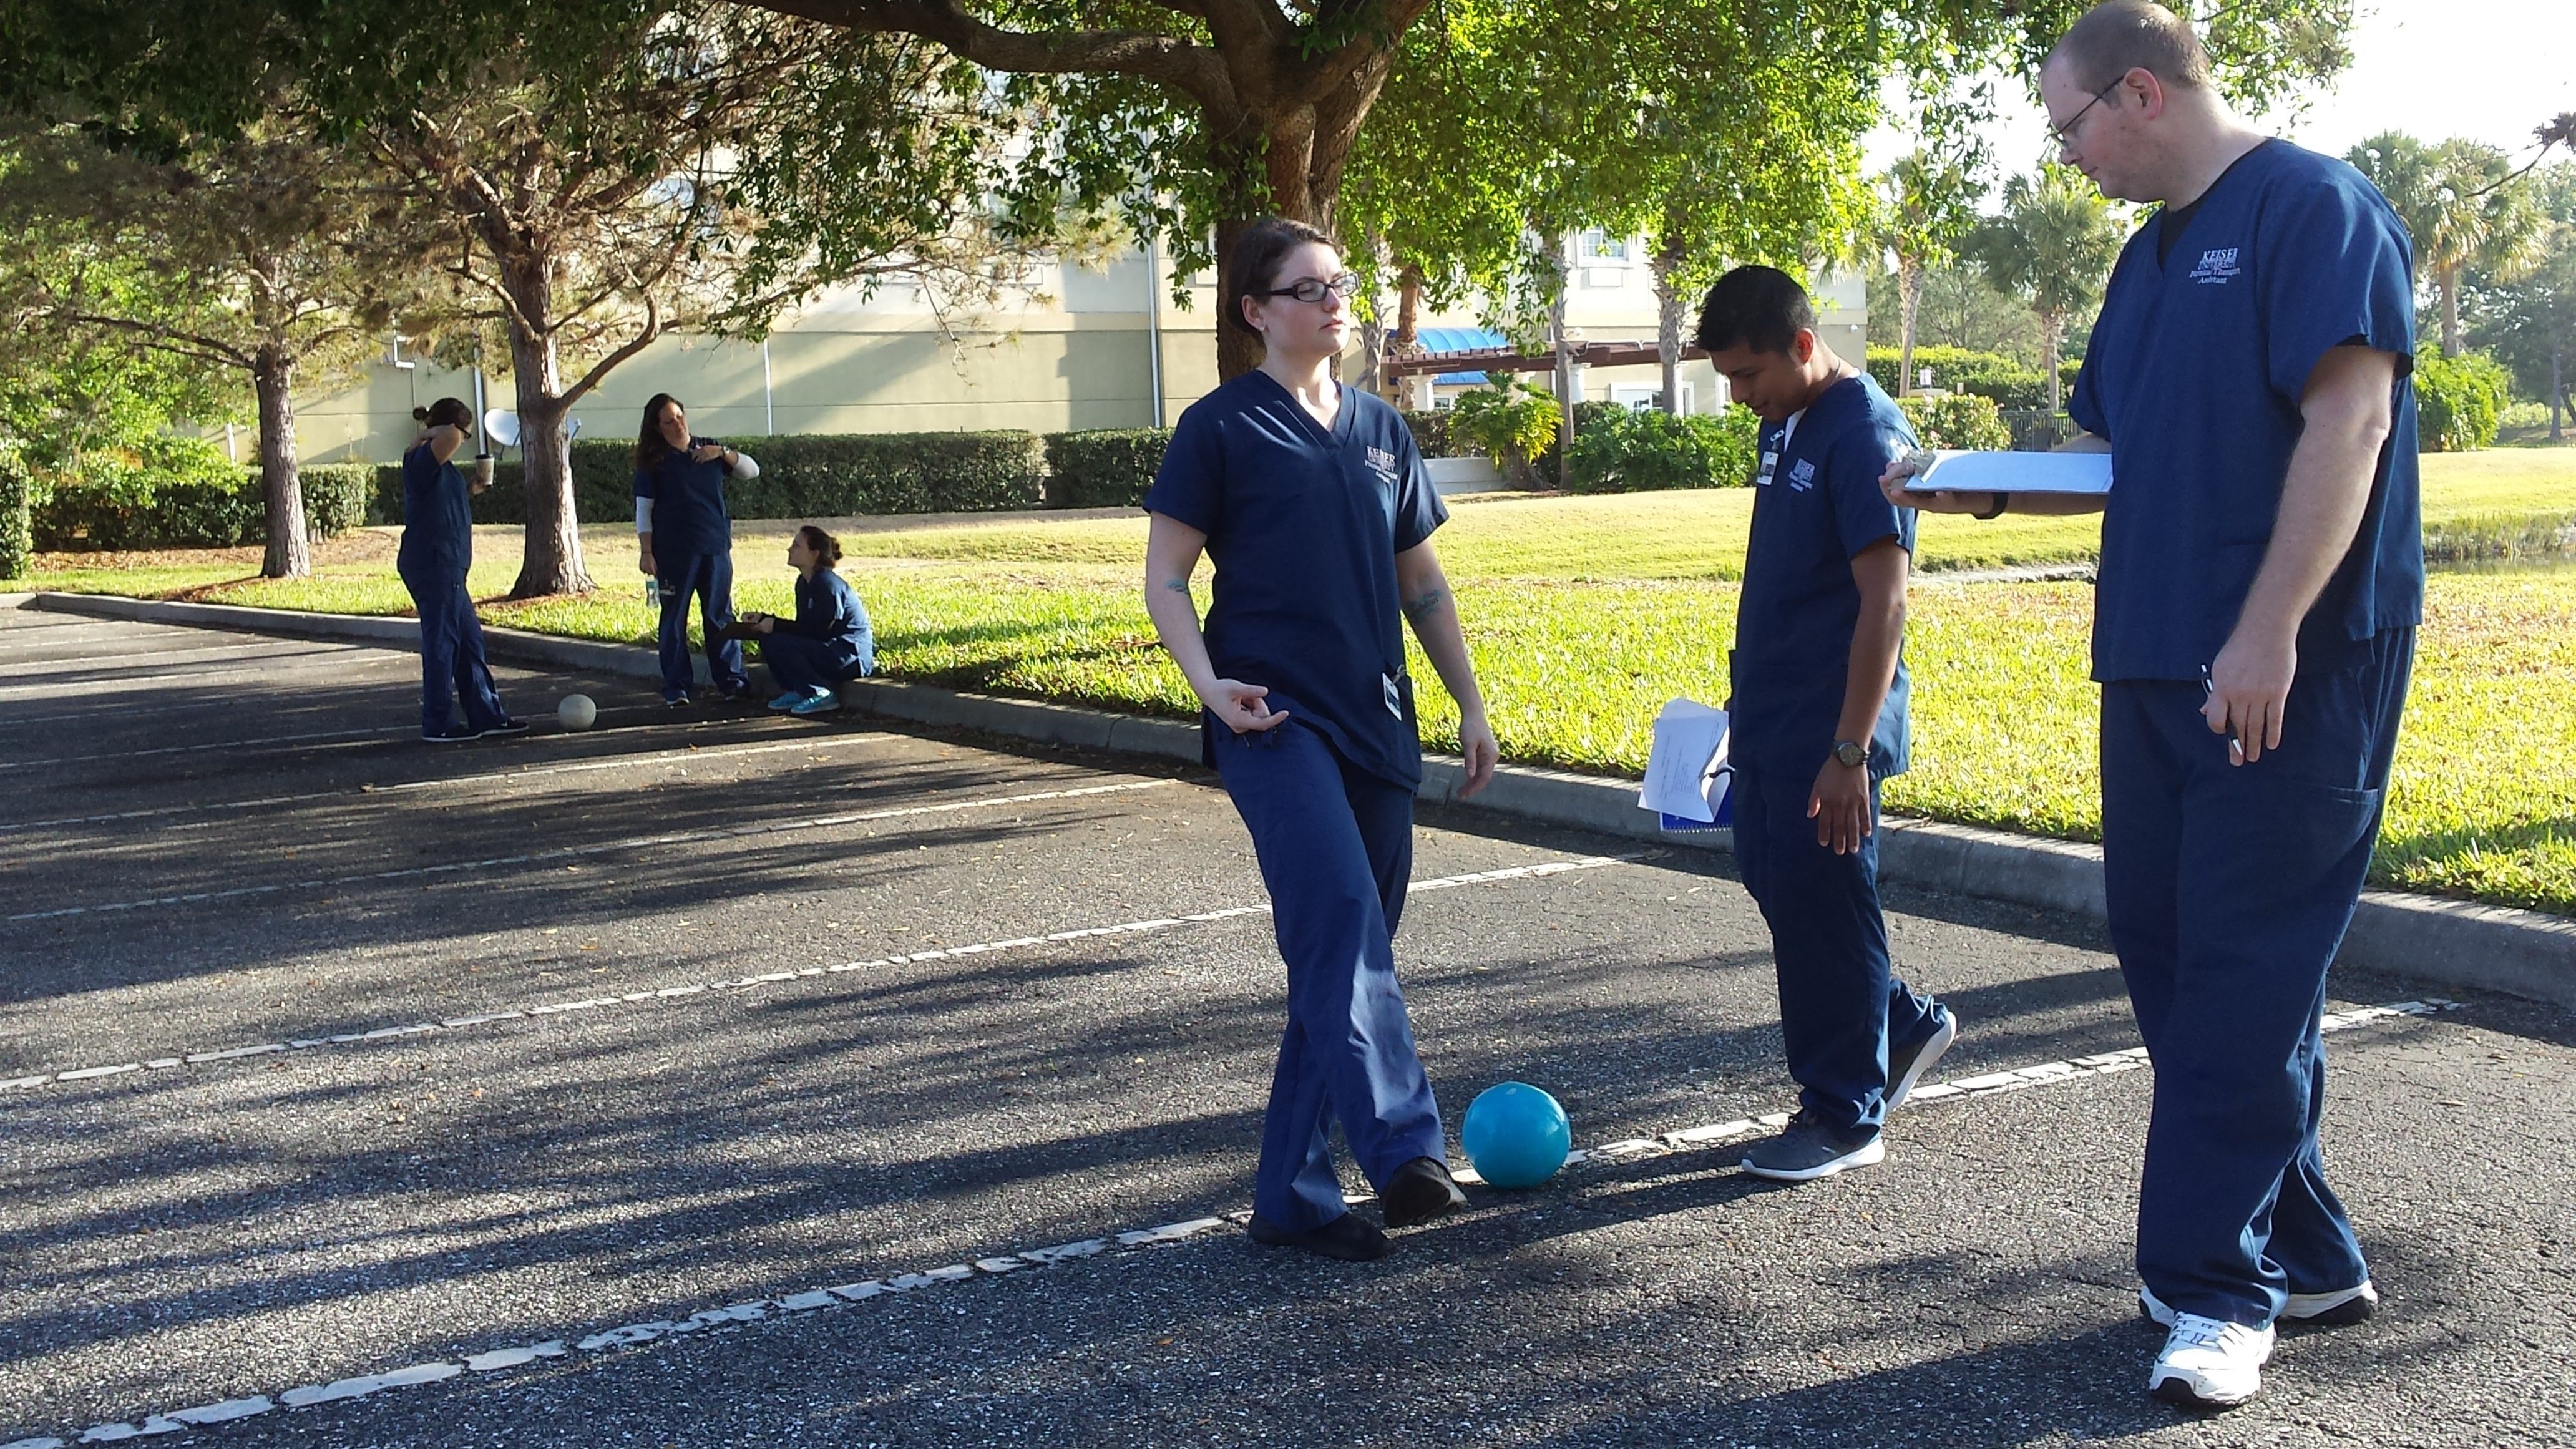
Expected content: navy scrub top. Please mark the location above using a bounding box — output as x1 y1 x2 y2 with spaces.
634 437 734 560
2071 139 2424 685
1142 370 1447 791
396 440 474 578
1729 372 1918 780
790 566 873 662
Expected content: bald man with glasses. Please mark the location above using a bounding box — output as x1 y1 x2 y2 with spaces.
1887 0 2422 1413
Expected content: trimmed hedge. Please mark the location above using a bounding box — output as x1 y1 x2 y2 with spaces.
1044 429 1172 509
0 448 30 580
1867 346 2084 412
39 446 374 551
1565 406 1762 493
1896 393 2014 452
2415 351 2512 452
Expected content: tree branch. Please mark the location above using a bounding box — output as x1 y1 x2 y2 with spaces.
52 310 257 371
559 292 660 408
736 0 1237 114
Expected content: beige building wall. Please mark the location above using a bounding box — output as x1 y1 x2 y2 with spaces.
281 239 1860 464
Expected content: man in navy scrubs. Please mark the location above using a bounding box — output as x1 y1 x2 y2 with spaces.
396 397 524 743
1141 218 1498 1262
1696 266 1955 1185
1889 0 2421 1410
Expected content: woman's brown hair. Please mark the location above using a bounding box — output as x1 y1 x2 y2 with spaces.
1222 217 1337 336
635 393 686 470
795 524 842 567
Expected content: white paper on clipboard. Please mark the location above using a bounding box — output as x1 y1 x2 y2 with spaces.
1904 449 2112 495
1639 698 1731 824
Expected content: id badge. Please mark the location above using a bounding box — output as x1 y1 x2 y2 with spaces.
1382 672 1403 719
1754 450 1779 488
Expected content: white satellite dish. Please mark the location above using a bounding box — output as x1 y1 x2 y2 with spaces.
482 409 521 447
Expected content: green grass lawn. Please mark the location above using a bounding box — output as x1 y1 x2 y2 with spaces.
12 446 2574 913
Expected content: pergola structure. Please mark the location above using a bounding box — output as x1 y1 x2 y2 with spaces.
1378 339 1707 378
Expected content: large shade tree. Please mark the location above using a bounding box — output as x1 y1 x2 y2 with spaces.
2467 161 2576 440
0 119 432 577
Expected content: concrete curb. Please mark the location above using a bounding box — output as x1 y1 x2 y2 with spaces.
17 590 2573 1012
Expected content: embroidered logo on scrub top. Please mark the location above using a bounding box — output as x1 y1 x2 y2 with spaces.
2188 246 2242 284
1365 445 1399 481
1788 458 1817 492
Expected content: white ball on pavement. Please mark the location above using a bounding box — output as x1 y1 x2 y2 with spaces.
558 694 598 731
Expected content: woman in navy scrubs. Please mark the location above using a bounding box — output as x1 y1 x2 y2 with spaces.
1141 217 1500 1262
396 397 524 743
741 524 874 715
635 394 761 705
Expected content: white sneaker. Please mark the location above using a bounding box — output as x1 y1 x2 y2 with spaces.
2148 1313 2275 1410
2142 1280 2379 1329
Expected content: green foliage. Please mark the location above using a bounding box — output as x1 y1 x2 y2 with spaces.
439 433 1054 528
1448 380 1562 474
1866 346 2083 411
2416 351 2515 452
1564 406 1760 494
36 435 254 547
0 446 30 580
1896 393 2014 452
1400 410 1456 461
2467 162 2576 408
295 463 376 539
1043 429 1172 509
2349 134 2549 353
1970 166 2126 410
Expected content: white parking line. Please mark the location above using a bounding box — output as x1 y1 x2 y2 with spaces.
5 777 1178 924
0 734 899 836
0 854 1632 1094
9 996 2456 1449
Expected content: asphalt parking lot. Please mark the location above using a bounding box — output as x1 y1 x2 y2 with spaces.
3 604 2572 1448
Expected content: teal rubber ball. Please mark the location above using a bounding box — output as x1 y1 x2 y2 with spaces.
1460 1081 1571 1189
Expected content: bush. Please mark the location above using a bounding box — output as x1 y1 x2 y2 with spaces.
1866 346 2083 411
295 464 376 538
1448 380 1563 478
1400 409 1456 459
1897 393 2014 452
1564 406 1762 494
1044 429 1171 508
2415 351 2514 452
36 435 258 549
0 447 30 580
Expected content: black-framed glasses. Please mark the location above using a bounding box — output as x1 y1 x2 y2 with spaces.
1257 273 1361 305
2050 82 2122 148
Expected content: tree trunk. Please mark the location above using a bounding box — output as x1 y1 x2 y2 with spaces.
2439 264 2463 357
1212 214 1264 381
1652 238 1685 416
503 300 592 598
2042 310 2066 413
253 344 311 580
1546 237 1574 487
2553 347 2565 443
1897 256 1923 396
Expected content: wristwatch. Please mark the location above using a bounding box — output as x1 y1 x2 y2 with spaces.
1832 739 1868 769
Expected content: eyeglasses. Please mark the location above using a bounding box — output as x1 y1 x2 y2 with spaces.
1256 273 1360 305
2050 82 2122 148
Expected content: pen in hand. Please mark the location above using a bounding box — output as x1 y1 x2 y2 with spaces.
2199 665 2245 764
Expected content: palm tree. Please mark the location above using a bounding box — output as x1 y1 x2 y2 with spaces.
1870 148 1986 395
2348 132 2547 355
1971 166 2125 413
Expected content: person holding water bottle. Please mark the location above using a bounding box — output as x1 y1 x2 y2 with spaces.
635 393 761 706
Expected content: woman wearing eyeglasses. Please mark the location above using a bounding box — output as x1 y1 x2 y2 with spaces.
1141 217 1500 1262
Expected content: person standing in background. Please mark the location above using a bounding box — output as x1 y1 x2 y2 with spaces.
397 397 524 743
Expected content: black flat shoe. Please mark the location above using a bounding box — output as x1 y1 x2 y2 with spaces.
1246 1211 1388 1262
1378 1156 1468 1228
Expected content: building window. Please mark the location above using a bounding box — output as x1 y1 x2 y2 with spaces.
1576 228 1629 261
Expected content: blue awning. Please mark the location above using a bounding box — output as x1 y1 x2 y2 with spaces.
1416 326 1513 386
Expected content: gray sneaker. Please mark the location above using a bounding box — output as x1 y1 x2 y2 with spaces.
1740 1110 1885 1183
1886 1008 1958 1111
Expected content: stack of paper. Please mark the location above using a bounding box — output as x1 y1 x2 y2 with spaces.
1639 698 1732 832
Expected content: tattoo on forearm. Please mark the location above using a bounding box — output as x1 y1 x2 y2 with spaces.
1161 577 1192 595
1403 588 1447 620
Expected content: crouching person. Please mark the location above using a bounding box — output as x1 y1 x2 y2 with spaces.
746 525 873 716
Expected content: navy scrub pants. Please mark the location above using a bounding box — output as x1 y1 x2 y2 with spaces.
656 550 748 698
399 567 507 737
1212 720 1447 1231
2101 628 2413 1328
760 633 868 693
1730 768 1943 1134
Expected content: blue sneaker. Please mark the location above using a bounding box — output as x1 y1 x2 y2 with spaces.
766 690 804 711
788 688 843 716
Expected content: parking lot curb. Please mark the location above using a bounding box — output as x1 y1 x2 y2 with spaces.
21 590 2572 1011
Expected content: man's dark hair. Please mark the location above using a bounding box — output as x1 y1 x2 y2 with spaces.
2047 0 2213 94
423 396 473 431
1693 266 1815 356
1223 217 1337 336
